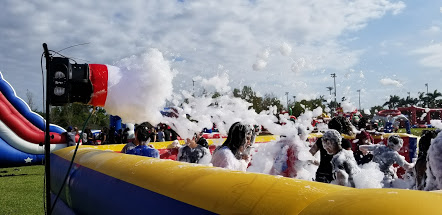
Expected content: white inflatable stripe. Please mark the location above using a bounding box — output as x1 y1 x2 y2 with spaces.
0 120 66 154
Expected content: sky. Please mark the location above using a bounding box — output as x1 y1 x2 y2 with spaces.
0 0 441 113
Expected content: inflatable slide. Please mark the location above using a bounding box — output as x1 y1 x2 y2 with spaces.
0 72 67 167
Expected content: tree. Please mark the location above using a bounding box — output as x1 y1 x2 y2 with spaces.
25 89 36 111
48 103 109 129
261 93 283 112
383 95 401 109
369 105 384 117
426 90 442 108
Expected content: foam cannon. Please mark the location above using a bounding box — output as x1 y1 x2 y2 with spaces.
48 57 108 107
43 43 110 214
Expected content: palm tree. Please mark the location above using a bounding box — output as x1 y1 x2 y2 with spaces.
426 90 442 108
383 95 401 109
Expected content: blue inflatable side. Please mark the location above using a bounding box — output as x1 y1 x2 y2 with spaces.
0 137 44 167
51 154 215 215
0 73 64 134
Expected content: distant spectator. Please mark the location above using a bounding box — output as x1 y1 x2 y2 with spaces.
108 126 116 145
171 129 178 141
149 127 157 142
122 128 130 144
65 126 77 147
157 127 165 142
100 127 109 145
164 125 171 141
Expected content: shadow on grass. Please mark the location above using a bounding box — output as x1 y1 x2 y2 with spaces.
0 173 42 177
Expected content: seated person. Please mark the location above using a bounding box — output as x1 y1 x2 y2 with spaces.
123 122 159 158
177 134 211 164
323 129 360 187
195 132 209 148
359 135 414 186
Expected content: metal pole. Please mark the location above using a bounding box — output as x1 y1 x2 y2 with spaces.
192 79 195 96
331 73 337 113
425 83 428 94
357 89 361 111
285 92 289 110
42 43 51 214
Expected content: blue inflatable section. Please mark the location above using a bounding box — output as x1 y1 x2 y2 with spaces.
109 115 122 131
408 136 417 162
0 137 44 167
0 73 64 134
51 154 215 215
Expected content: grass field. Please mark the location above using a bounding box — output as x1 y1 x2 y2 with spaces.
0 165 45 215
397 127 436 136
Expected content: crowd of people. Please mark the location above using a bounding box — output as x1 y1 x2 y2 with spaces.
67 115 442 191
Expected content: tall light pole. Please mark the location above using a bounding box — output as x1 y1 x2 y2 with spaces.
192 79 195 96
425 83 428 94
357 89 361 111
285 92 289 110
407 92 410 98
331 73 337 113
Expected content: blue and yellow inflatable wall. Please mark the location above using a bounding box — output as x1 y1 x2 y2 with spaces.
51 143 442 215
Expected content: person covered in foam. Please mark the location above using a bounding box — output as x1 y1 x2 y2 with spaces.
359 135 414 186
177 133 211 164
122 122 159 158
322 129 360 187
310 116 354 183
211 122 254 171
424 131 442 191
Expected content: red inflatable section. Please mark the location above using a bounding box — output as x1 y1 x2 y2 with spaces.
0 92 65 144
88 64 108 107
201 133 226 139
378 109 401 117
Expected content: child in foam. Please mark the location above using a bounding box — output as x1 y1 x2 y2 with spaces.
359 135 414 187
322 129 360 187
123 122 159 158
211 122 254 171
177 134 211 164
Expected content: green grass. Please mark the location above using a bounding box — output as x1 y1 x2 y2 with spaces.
397 127 436 136
0 165 45 215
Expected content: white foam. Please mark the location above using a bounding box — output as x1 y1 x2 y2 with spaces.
104 49 174 124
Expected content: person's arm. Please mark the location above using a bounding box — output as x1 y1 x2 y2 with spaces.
309 142 319 155
177 147 184 161
335 170 349 186
359 144 377 155
394 153 414 170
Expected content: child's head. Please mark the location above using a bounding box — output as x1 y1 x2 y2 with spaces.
322 129 342 155
387 135 403 151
